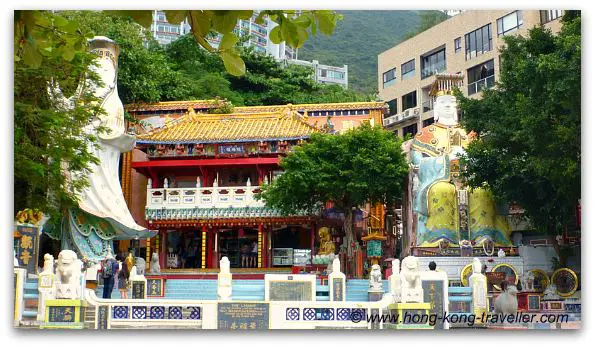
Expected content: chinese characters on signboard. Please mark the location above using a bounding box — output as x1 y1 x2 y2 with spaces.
217 303 269 330
218 144 245 155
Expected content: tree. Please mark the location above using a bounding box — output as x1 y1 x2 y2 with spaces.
62 11 191 104
16 10 342 77
456 12 580 267
258 124 409 272
14 11 105 226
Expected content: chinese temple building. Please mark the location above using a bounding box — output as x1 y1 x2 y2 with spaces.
123 101 388 272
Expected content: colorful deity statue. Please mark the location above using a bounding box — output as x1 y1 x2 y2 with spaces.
406 74 512 249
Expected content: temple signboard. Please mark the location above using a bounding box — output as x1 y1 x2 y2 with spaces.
132 281 146 299
217 302 269 330
15 224 40 277
269 281 313 301
422 280 444 329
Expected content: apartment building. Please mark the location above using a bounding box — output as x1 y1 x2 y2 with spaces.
378 10 564 138
287 59 349 88
150 10 192 45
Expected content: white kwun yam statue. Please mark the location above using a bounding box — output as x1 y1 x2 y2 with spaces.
217 257 232 300
543 283 560 300
149 252 161 275
494 282 518 315
368 264 383 291
389 259 401 302
400 256 423 303
37 254 57 320
55 250 83 299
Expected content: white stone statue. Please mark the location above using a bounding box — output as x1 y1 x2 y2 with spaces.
149 252 161 275
129 265 139 280
368 264 383 292
55 250 82 299
494 282 518 315
217 257 232 300
400 256 423 303
497 249 506 258
469 258 488 317
37 254 57 321
543 283 560 300
57 36 146 237
522 271 535 292
135 257 146 276
389 259 401 302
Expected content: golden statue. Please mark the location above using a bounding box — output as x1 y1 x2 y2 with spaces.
317 227 336 255
125 252 135 270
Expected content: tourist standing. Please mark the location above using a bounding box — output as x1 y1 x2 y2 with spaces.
118 261 130 299
101 252 118 299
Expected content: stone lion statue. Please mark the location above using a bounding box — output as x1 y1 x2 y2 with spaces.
148 252 161 275
369 264 383 291
494 281 518 315
400 256 423 303
55 250 82 299
135 257 146 276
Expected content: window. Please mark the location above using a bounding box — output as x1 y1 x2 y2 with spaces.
328 70 345 80
467 59 495 95
540 10 563 24
465 24 492 60
497 11 523 36
421 47 446 79
423 118 435 127
383 68 397 88
402 91 417 111
454 37 461 53
320 69 327 78
401 59 415 80
402 123 418 139
386 99 398 116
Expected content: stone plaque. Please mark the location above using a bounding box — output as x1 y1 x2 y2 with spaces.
269 281 312 301
217 302 269 330
422 280 444 329
147 278 164 297
332 278 343 301
48 306 75 323
132 281 146 299
97 306 108 329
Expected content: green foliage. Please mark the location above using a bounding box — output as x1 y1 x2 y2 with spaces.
299 10 423 93
164 35 373 105
105 10 341 76
258 123 409 214
14 11 106 223
456 15 581 248
62 11 190 104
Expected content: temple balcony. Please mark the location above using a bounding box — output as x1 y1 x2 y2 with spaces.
146 178 265 210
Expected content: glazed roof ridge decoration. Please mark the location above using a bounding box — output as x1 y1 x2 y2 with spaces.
136 107 321 145
125 100 387 113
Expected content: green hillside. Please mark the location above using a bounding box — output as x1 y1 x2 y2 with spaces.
298 11 431 94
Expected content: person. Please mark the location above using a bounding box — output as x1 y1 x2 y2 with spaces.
118 261 130 299
101 250 118 299
429 261 437 271
240 243 251 268
250 241 258 267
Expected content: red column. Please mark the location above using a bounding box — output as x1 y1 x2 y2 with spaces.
258 223 263 268
207 227 214 269
310 223 316 265
213 228 219 269
159 230 167 269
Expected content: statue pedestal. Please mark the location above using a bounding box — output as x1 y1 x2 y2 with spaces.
217 273 232 301
40 299 86 329
386 302 433 330
368 290 384 302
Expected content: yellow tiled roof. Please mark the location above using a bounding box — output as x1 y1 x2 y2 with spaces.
125 99 222 112
136 110 320 144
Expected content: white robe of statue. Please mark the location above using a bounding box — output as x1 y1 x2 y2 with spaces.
74 36 144 233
